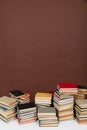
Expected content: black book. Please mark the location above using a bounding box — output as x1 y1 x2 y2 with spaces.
17 102 36 112
9 90 24 97
77 85 87 89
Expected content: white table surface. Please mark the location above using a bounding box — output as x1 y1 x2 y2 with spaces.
0 119 87 130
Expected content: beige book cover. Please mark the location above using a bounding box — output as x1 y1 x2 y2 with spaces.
1 112 16 118
75 106 87 115
0 96 17 106
58 109 73 117
38 107 56 116
75 99 87 108
35 92 52 99
0 107 16 117
40 120 58 124
0 114 16 122
38 115 57 118
18 119 36 125
39 123 58 127
53 102 73 111
76 112 87 120
59 115 74 121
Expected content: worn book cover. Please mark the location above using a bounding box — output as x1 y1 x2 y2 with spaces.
0 96 17 107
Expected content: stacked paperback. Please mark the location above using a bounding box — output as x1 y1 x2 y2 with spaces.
75 99 87 124
9 90 30 104
75 85 87 99
17 102 37 124
38 107 58 127
0 96 17 122
35 92 52 107
53 83 78 121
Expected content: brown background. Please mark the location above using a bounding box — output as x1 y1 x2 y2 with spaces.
0 0 87 101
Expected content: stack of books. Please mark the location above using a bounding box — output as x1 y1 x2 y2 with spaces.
75 99 87 124
38 107 58 127
9 90 30 104
0 96 17 122
53 83 78 121
35 92 52 107
75 85 87 99
17 102 37 124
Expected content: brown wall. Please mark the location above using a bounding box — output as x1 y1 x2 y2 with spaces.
0 0 87 101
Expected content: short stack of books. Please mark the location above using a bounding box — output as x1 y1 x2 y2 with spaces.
75 99 87 124
35 92 52 107
53 83 78 121
9 90 30 104
0 96 17 122
17 102 37 124
75 85 87 99
38 107 58 127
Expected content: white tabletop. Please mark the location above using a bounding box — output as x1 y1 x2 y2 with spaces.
0 119 87 130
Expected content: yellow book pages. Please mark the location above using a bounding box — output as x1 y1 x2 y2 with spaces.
35 92 52 99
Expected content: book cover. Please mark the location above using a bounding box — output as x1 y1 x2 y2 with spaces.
0 96 17 106
57 83 77 89
9 90 24 97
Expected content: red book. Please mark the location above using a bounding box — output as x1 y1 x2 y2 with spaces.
57 83 77 89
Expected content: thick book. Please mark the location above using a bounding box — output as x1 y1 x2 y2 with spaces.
75 106 87 115
76 118 87 124
75 99 87 108
0 114 16 122
77 85 87 89
0 106 16 117
39 123 58 127
58 109 73 117
38 107 56 116
57 83 78 91
0 96 17 107
59 114 74 121
18 116 37 125
17 102 36 112
9 90 25 98
53 102 73 111
35 92 52 99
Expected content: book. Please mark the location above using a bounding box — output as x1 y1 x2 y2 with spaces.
75 106 87 115
38 107 56 116
35 92 52 99
58 109 73 117
39 123 58 127
57 83 78 89
59 114 74 121
18 118 37 125
75 99 87 108
17 102 36 112
0 96 17 107
76 118 87 124
0 114 16 122
77 85 87 90
9 90 24 98
0 106 16 117
53 102 73 111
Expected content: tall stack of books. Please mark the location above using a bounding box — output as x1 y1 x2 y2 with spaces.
53 83 78 121
17 102 37 124
35 92 52 107
0 96 17 122
9 90 30 104
75 85 87 99
38 107 58 127
75 99 87 124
